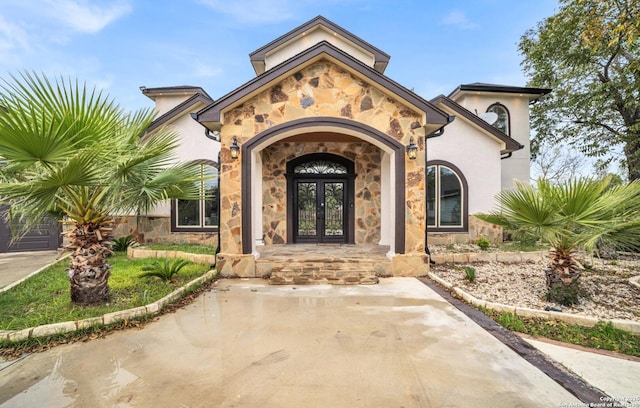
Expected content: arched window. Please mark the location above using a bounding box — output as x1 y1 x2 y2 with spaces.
171 161 218 232
427 161 468 231
486 103 510 136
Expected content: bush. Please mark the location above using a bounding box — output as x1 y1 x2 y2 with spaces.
476 236 491 251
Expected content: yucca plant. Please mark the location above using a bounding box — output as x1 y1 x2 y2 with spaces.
139 258 191 282
477 177 640 305
0 72 204 305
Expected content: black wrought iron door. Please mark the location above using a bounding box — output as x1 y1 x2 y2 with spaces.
294 179 346 243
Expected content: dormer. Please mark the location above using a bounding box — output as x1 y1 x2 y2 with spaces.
249 15 390 75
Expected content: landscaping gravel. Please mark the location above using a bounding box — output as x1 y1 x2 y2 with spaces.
429 250 640 322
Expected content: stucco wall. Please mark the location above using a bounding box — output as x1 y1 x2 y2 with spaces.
427 112 502 215
153 94 193 116
261 140 381 245
143 101 221 217
218 59 427 255
453 93 531 190
265 29 375 71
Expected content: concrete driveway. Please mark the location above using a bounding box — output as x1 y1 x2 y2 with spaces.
0 278 581 407
0 251 61 290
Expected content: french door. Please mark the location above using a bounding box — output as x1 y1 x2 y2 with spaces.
293 178 347 243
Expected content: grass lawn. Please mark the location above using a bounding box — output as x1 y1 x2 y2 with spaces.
485 309 640 358
0 252 212 331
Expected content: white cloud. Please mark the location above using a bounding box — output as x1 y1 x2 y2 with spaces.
43 0 132 33
442 10 478 30
197 0 296 24
0 15 30 64
0 1 132 74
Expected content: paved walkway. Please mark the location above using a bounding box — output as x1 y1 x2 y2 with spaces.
0 253 638 406
0 278 582 407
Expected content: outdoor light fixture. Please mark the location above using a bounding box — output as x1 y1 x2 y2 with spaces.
230 136 240 159
406 136 418 160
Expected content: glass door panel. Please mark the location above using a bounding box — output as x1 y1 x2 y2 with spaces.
296 182 317 237
323 182 344 237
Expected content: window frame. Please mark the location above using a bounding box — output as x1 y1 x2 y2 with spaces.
486 102 511 136
170 160 219 233
426 160 468 232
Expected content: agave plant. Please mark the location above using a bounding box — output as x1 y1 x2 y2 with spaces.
477 177 640 305
139 258 191 282
0 72 203 305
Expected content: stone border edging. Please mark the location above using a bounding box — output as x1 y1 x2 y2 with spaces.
430 250 547 264
0 250 218 344
127 247 216 265
427 272 640 335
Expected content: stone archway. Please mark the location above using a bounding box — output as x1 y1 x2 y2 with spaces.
241 117 406 255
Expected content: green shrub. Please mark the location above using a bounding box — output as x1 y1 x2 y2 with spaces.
476 236 491 251
464 266 476 283
111 235 137 252
139 258 191 282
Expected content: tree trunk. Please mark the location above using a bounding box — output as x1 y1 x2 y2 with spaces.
65 221 113 305
545 248 582 306
624 133 640 182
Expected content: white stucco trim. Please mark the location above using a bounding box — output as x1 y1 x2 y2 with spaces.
252 151 264 252
379 151 395 252
247 123 398 254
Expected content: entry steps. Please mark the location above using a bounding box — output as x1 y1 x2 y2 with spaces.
255 255 391 285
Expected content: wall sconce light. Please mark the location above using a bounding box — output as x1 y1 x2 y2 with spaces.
230 136 240 159
406 136 418 160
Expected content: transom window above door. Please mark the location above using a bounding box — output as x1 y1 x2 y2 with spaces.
294 160 348 174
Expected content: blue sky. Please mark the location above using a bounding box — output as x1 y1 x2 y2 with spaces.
0 0 559 113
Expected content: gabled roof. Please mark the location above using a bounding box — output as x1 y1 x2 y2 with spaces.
430 95 523 153
141 88 213 134
195 41 448 134
249 15 390 75
448 82 551 101
140 85 212 101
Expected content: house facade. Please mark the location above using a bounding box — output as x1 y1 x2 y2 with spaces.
126 16 549 278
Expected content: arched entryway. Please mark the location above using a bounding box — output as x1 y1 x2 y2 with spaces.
286 153 356 244
241 117 406 256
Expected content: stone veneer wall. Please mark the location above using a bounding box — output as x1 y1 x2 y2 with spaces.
218 59 427 257
427 215 503 245
261 141 381 245
112 216 218 247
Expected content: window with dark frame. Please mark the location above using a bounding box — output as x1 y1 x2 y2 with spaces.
172 163 218 232
486 103 510 136
427 163 464 230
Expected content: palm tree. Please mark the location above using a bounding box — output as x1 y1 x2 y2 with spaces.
0 72 203 305
477 178 640 305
